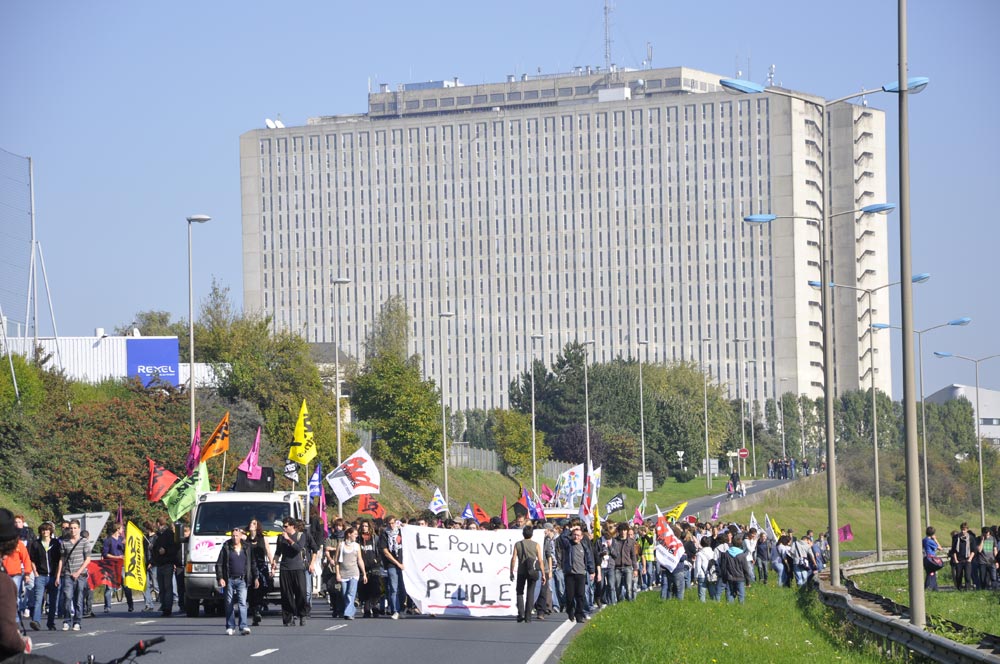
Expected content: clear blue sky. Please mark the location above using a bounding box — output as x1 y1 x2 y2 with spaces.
1 0 997 398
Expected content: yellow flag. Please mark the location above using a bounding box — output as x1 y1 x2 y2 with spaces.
593 500 602 540
664 501 688 522
288 399 316 465
770 515 782 537
124 521 147 592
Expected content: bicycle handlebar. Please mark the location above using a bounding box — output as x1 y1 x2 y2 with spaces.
82 636 166 664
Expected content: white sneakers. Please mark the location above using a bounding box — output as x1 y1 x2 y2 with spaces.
391 612 399 620
241 628 251 635
72 624 81 631
226 628 235 636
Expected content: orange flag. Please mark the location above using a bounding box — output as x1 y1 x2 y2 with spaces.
200 412 231 463
472 503 490 524
146 458 178 502
359 494 386 520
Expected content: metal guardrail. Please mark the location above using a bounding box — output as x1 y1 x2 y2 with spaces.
814 559 1000 662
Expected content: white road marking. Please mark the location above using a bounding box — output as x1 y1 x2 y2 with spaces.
526 619 575 664
135 620 158 625
31 643 54 650
251 648 279 657
324 624 346 632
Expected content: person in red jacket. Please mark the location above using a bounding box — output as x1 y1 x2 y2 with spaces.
1 508 31 659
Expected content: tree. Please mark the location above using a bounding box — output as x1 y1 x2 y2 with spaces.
113 310 186 339
351 297 442 481
487 409 549 483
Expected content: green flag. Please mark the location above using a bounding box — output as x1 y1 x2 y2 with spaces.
162 461 210 521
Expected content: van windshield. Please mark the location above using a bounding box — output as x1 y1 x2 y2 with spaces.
193 502 290 536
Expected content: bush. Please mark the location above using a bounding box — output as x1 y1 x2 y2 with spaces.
672 468 697 483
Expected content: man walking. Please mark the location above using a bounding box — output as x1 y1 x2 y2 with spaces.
558 524 594 623
273 517 308 626
951 522 976 591
55 519 89 631
101 522 132 613
216 526 257 635
151 517 177 616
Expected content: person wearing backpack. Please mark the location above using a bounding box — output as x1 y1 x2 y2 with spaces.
975 527 996 590
719 533 752 604
693 536 719 602
510 525 545 623
790 535 814 587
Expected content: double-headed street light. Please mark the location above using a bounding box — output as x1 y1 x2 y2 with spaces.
933 351 1000 529
701 335 713 489
812 272 928 562
332 276 350 517
744 202 895 589
873 316 972 526
732 337 749 476
637 338 650 506
530 333 544 494
439 311 455 510
727 73 927 599
186 214 211 443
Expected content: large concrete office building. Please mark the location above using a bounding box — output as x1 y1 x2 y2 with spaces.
239 65 891 411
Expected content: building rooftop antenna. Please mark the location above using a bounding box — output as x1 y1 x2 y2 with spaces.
767 64 776 87
603 0 613 71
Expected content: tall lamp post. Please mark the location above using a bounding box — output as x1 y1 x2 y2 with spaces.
873 316 971 526
744 202 895 589
332 276 350 517
726 73 927 597
581 340 596 471
934 351 1000 529
746 358 758 477
778 377 791 459
812 272 928 562
701 335 713 489
733 337 748 476
186 214 210 442
439 311 455 509
530 333 544 494
637 338 649 505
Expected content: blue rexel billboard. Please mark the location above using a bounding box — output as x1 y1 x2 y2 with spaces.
126 338 180 387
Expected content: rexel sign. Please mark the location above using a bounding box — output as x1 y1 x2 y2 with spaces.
126 338 180 387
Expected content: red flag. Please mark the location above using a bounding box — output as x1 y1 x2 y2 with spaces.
514 489 530 518
472 503 489 524
87 559 121 590
500 497 509 527
146 458 179 502
319 486 329 536
200 412 230 463
358 494 385 520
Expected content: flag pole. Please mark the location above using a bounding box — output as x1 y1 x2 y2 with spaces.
219 451 227 492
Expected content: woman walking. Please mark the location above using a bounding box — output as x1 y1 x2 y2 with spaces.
335 527 366 620
510 525 545 623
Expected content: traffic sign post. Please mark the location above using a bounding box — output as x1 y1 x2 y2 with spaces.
738 448 749 459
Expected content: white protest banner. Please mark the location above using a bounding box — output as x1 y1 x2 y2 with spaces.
402 525 544 617
654 511 685 572
325 447 380 504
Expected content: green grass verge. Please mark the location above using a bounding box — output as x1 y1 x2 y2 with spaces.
849 568 1000 641
561 584 884 664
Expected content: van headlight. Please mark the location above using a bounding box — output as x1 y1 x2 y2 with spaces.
190 563 215 574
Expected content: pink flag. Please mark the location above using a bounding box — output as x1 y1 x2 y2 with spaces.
531 490 546 520
500 497 509 527
238 426 263 480
540 483 554 503
711 501 720 521
838 523 854 542
319 486 329 536
184 423 202 476
633 507 643 525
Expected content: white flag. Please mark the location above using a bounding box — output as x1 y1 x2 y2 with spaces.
325 447 381 504
556 463 585 506
428 487 448 515
749 512 761 533
763 512 778 542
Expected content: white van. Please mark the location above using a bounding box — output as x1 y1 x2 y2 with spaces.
184 490 309 617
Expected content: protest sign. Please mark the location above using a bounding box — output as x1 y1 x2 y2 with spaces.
402 525 543 617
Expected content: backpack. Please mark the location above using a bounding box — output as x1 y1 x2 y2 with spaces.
705 557 720 583
717 550 739 582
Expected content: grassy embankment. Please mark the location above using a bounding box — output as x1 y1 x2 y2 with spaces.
561 583 884 664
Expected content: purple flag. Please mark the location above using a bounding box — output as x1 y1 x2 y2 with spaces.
838 523 854 542
185 423 202 476
711 501 720 521
238 427 263 480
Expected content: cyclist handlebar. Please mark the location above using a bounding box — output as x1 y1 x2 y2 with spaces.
83 636 166 664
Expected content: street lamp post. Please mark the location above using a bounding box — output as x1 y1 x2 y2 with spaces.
874 316 972 526
727 72 927 596
747 358 758 477
530 333 544 494
582 340 595 471
814 273 929 562
778 377 790 459
744 202 895 588
439 311 455 510
186 214 210 444
332 276 350 517
733 338 748 476
934 351 1000 528
638 338 649 505
702 335 713 489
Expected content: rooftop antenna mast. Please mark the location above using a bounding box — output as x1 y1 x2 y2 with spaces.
767 64 776 87
603 0 613 70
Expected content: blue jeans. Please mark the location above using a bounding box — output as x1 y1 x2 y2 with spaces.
646 560 659 587
384 566 403 615
793 564 810 587
33 575 57 626
341 577 359 619
62 575 87 626
224 578 249 630
552 567 565 610
726 579 746 604
772 559 788 587
661 567 685 600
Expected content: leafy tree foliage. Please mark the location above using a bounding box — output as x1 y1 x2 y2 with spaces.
486 409 549 483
